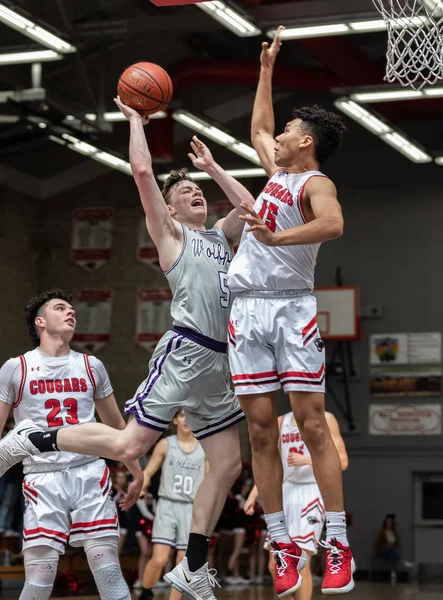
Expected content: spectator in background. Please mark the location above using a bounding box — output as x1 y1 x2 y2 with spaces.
375 514 413 583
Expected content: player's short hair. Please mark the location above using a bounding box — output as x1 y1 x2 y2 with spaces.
292 105 346 164
174 408 185 419
161 168 200 204
25 288 73 346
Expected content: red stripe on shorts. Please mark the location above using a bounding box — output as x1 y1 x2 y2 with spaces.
302 316 317 338
71 515 118 529
232 371 278 381
24 526 69 540
99 465 109 489
279 365 325 380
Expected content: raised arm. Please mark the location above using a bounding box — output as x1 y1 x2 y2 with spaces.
251 27 284 177
95 394 144 509
188 135 255 245
239 177 343 247
114 97 182 271
325 412 348 471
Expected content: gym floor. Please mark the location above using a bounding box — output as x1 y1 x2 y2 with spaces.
1 583 443 600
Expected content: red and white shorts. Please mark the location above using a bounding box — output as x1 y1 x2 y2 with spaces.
22 459 119 553
265 481 325 554
228 292 325 395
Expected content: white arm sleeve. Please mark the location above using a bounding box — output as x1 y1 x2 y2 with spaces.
88 356 113 399
0 358 22 405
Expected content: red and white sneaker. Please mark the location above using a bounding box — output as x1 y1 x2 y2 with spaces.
321 538 355 594
271 540 307 599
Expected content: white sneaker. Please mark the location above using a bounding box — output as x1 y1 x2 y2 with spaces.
0 419 42 476
164 557 220 600
224 576 239 586
132 579 143 590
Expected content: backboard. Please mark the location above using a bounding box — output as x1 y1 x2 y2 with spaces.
313 286 359 341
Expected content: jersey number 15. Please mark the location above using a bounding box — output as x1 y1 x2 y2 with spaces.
258 200 279 233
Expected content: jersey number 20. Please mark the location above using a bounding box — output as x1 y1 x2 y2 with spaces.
173 474 194 496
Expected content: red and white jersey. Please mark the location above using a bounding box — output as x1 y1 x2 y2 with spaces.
228 169 327 293
280 412 316 484
0 348 112 474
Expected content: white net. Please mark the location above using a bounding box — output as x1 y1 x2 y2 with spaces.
372 0 443 89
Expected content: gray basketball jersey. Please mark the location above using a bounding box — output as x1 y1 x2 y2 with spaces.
164 225 233 342
158 435 206 503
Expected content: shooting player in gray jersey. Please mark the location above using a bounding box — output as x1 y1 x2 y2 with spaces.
0 96 257 600
140 410 206 600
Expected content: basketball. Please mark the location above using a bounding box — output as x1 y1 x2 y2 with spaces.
117 62 173 116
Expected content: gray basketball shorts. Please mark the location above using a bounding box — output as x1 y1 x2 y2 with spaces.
124 327 244 439
151 497 193 550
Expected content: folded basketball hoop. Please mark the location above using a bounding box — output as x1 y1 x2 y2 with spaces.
372 0 443 89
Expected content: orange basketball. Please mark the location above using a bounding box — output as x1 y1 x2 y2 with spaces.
117 62 173 116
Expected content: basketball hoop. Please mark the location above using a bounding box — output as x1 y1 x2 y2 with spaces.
372 0 443 89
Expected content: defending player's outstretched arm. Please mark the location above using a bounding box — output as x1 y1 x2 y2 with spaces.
114 96 183 271
187 135 255 245
251 26 285 177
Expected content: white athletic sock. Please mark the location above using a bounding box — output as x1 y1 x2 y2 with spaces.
264 511 291 544
325 511 348 546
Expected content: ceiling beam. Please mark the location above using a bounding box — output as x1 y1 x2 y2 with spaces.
250 0 379 24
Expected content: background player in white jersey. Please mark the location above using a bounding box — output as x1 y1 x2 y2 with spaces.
227 27 354 598
139 409 206 600
0 288 143 600
244 411 348 600
0 100 256 600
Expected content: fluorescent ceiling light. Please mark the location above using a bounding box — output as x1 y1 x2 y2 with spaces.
197 1 261 37
335 97 433 163
50 133 132 175
382 132 432 163
0 49 62 64
157 167 266 182
173 109 261 165
267 15 438 40
435 156 443 165
0 2 76 53
351 90 423 102
334 99 391 135
85 111 167 122
0 115 19 123
423 86 443 97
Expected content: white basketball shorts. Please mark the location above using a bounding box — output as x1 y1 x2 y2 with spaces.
229 293 325 395
22 459 119 553
283 480 325 554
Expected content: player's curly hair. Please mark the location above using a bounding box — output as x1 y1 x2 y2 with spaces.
161 168 200 204
292 105 346 164
25 288 73 346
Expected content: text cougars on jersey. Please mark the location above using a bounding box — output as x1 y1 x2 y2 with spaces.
29 378 88 395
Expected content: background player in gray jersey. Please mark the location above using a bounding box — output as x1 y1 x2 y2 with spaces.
140 409 206 600
0 97 257 600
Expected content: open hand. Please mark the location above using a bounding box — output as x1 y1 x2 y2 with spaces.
119 477 144 510
188 135 215 171
114 96 149 125
260 25 284 69
240 202 277 246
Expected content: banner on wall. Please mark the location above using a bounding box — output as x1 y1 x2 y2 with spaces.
369 332 442 397
72 290 112 354
137 214 160 270
71 207 114 272
136 289 173 352
369 404 442 436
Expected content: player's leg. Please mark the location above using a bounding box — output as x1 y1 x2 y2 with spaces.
226 529 246 582
84 536 131 600
142 543 173 592
20 546 60 600
168 551 186 600
296 551 313 600
164 425 242 596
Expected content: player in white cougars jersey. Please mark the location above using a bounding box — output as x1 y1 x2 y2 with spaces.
227 27 354 598
139 410 206 600
0 289 143 600
244 411 348 600
0 103 256 600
